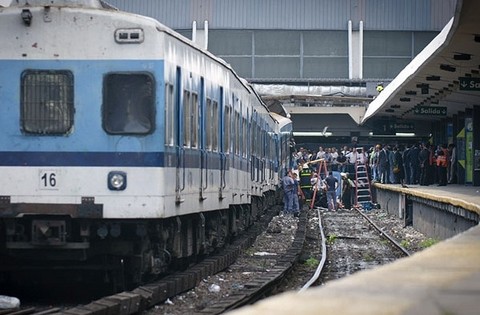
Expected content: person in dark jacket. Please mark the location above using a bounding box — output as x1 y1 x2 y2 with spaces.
392 146 405 186
377 145 390 184
402 145 411 185
407 143 420 184
418 143 430 186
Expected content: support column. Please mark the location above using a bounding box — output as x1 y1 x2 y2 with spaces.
473 105 480 186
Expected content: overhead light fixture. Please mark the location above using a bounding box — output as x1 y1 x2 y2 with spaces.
386 109 395 113
405 90 417 95
395 133 415 137
426 75 440 81
391 104 401 109
292 131 332 137
454 53 471 60
400 97 411 102
440 64 456 72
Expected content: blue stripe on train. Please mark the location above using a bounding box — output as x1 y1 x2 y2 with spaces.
0 152 165 167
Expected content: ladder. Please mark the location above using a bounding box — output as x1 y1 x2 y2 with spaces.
354 148 373 209
309 159 328 210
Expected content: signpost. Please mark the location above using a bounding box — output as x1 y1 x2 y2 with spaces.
459 77 480 91
413 106 447 116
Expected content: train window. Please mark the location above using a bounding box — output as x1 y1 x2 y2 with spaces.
206 98 212 151
242 117 247 157
253 123 259 156
212 100 219 152
21 70 74 135
223 106 231 153
256 125 261 156
234 112 240 155
164 83 174 146
191 93 198 148
183 90 191 147
103 73 155 135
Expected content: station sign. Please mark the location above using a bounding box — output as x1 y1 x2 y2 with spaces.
459 77 480 91
413 106 446 116
388 122 415 132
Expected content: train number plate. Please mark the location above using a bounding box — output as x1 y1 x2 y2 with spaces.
39 169 60 190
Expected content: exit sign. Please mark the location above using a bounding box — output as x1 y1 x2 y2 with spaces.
459 77 480 91
413 106 447 116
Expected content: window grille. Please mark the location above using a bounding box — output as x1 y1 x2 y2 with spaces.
21 70 74 135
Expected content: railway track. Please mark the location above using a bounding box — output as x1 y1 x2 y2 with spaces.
1 205 412 315
301 207 410 289
0 206 308 315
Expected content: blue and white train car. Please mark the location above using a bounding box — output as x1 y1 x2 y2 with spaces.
0 0 292 289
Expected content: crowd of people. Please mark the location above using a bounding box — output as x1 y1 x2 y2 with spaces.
281 143 457 215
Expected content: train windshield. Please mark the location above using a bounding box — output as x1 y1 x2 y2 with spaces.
103 73 156 135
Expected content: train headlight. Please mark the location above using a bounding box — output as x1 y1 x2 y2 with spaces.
108 171 127 190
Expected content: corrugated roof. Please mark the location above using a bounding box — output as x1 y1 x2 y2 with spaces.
106 0 455 31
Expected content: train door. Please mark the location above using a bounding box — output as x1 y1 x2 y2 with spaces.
260 120 265 184
250 113 256 183
251 114 257 182
175 67 185 203
219 87 226 198
199 77 207 200
232 96 238 191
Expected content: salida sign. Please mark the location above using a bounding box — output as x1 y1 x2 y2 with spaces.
413 106 447 116
459 77 480 91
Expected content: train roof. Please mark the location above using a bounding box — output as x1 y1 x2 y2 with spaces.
2 0 271 117
1 0 113 8
269 112 293 132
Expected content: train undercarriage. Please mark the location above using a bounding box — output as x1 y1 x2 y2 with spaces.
0 194 276 293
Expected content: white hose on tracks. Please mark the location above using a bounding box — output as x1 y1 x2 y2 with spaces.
298 208 327 293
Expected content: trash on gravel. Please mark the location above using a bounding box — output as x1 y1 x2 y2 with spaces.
0 295 20 309
231 283 245 290
164 298 174 305
253 251 277 256
208 284 221 293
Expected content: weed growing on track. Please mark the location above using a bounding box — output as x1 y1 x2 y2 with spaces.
327 234 337 244
420 238 438 248
304 258 320 269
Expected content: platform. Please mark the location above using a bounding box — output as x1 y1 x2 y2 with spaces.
228 184 480 315
375 183 480 215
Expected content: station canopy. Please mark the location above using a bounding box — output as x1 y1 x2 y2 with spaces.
362 0 480 124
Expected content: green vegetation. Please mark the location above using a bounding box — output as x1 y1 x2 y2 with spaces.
363 253 374 262
327 234 337 245
420 238 438 248
380 239 389 245
400 239 410 249
304 257 320 268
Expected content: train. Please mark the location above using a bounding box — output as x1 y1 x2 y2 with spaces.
0 0 293 290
